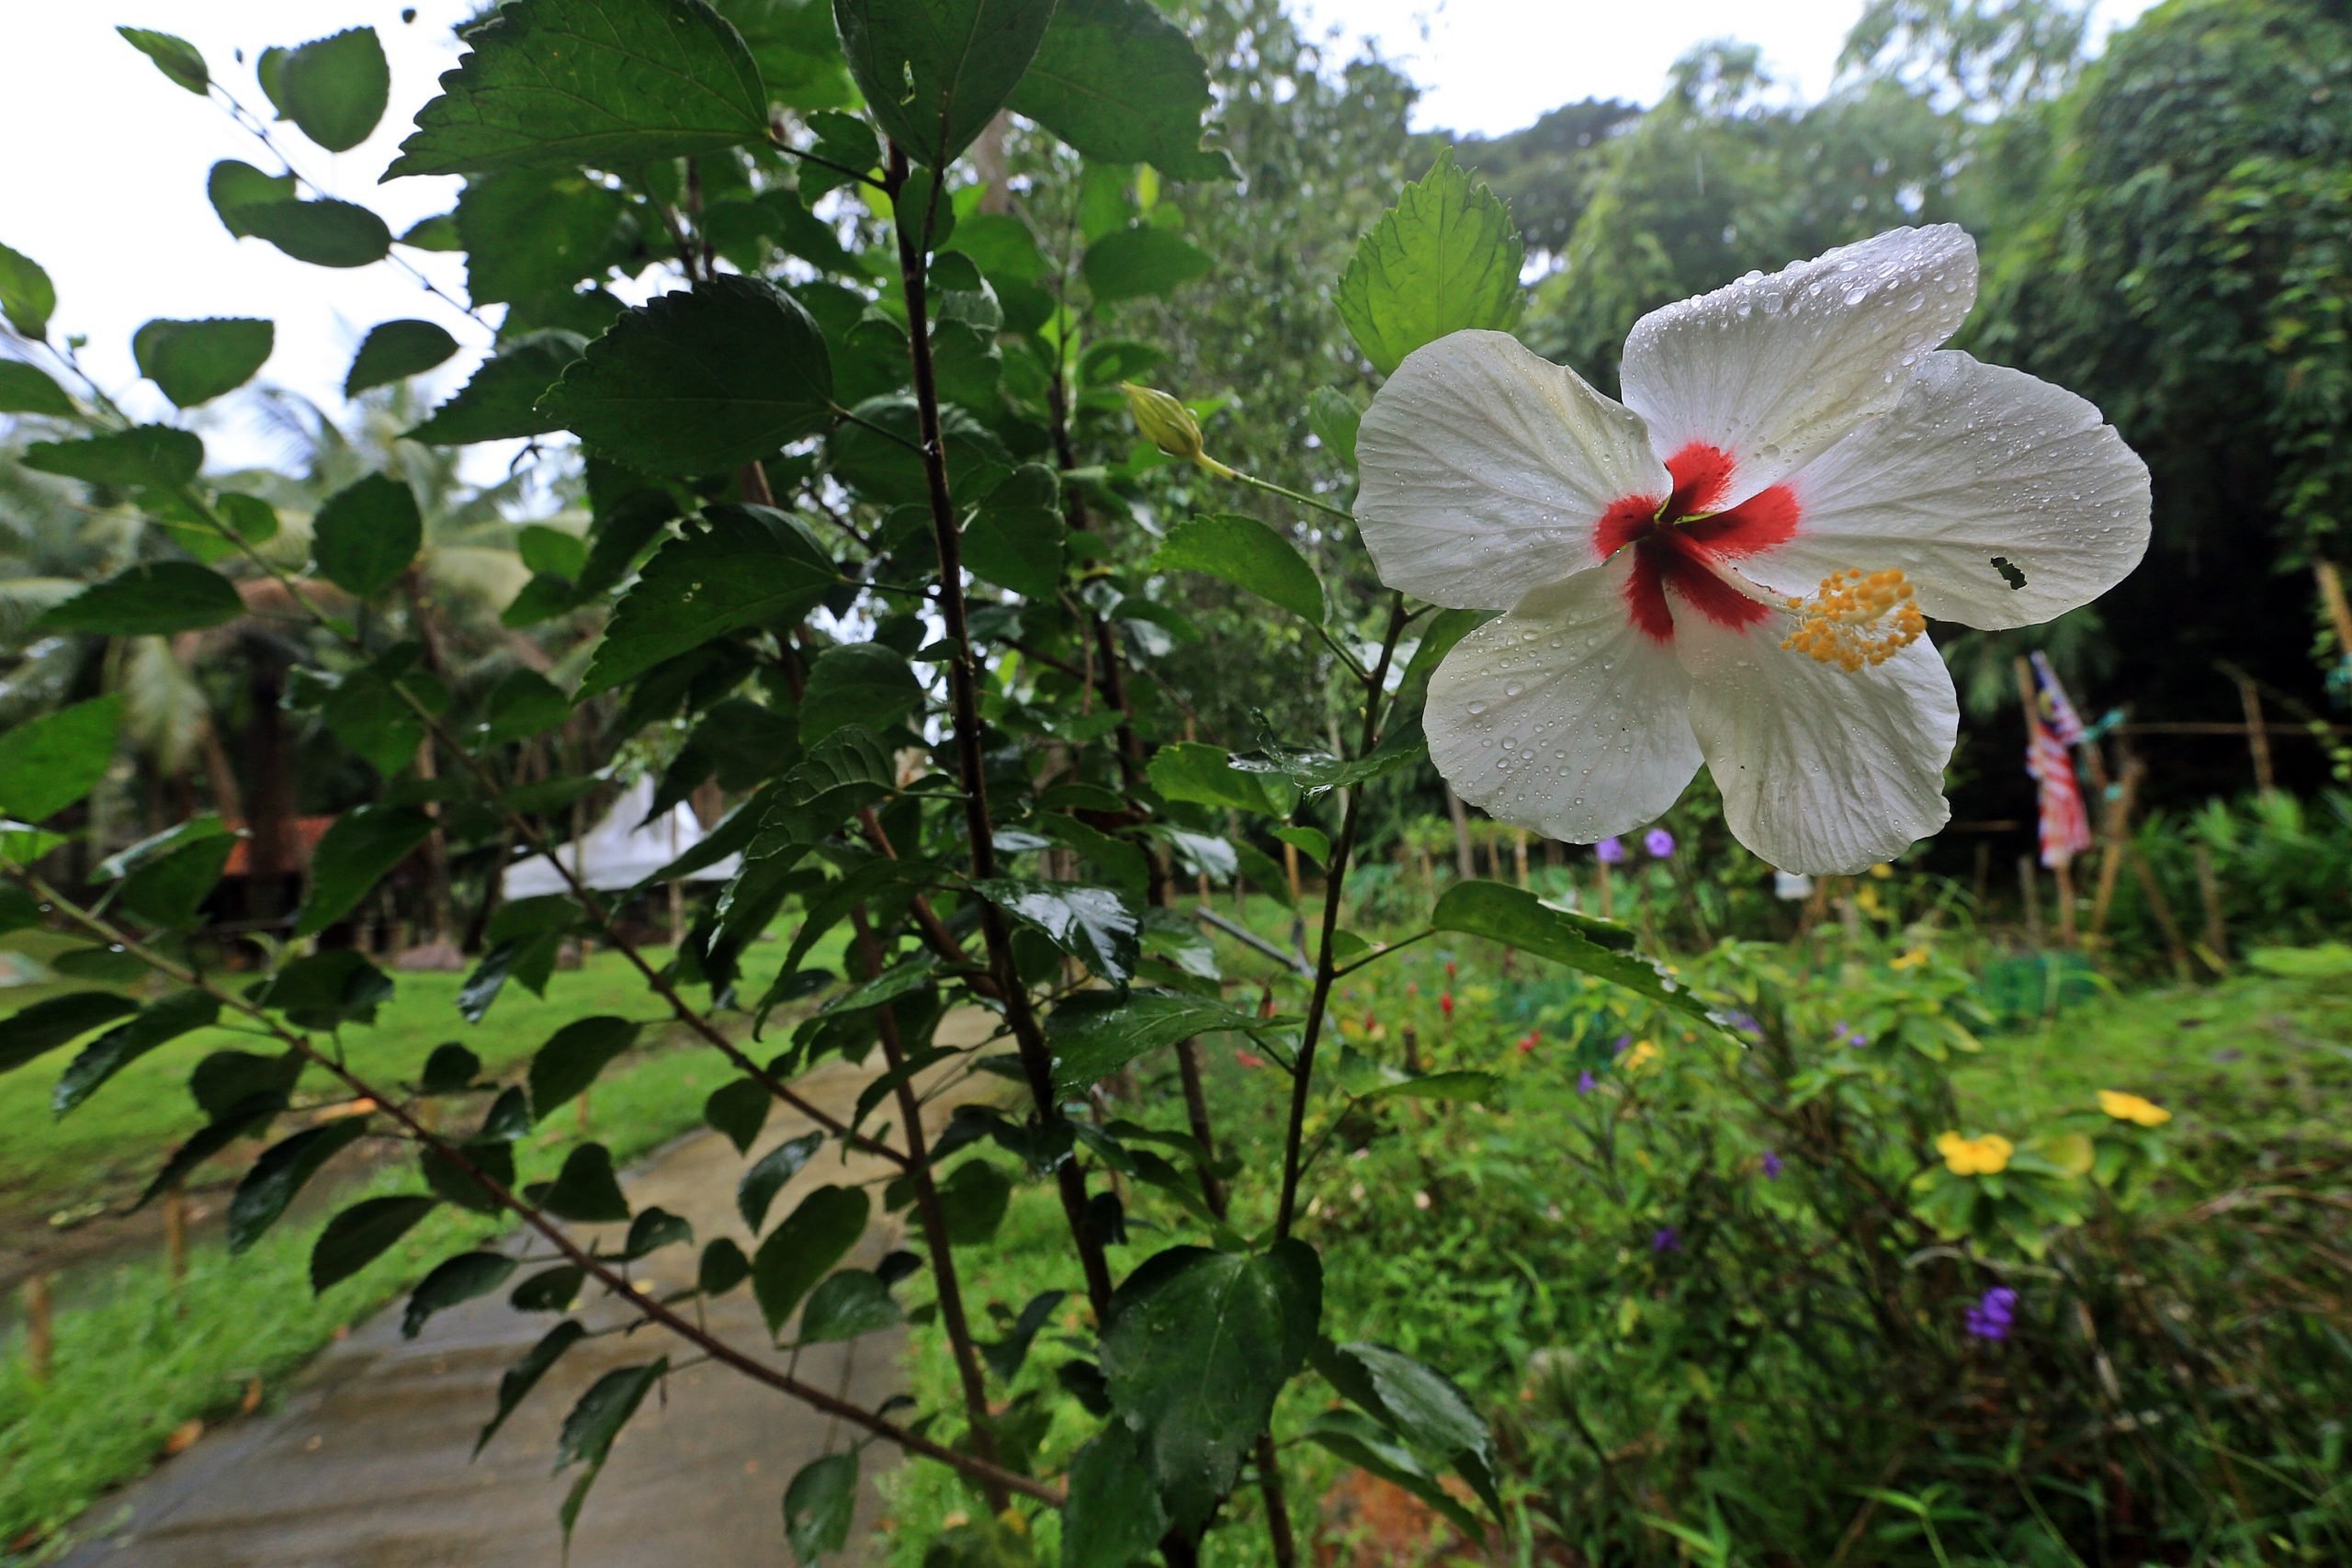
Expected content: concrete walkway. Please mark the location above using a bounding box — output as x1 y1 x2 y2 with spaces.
59 1032 998 1568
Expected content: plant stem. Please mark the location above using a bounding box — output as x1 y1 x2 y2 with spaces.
0 863 1057 1507
1274 592 1411 1240
1224 468 1355 523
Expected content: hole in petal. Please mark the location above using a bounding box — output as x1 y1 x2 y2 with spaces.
1991 555 2027 590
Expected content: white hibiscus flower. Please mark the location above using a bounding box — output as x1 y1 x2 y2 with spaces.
1355 225 2150 875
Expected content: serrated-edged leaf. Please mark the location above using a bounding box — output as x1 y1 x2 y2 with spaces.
528 1015 640 1120
1313 1339 1499 1517
579 504 836 696
118 26 209 94
705 1077 770 1154
236 197 394 268
230 1119 369 1252
740 1129 827 1230
1008 0 1233 180
311 472 423 598
798 641 921 743
461 167 635 306
53 991 220 1115
40 562 238 637
1303 1409 1483 1537
389 0 766 177
1083 224 1210 303
537 276 833 473
1145 741 1279 815
530 1142 631 1223
1307 386 1361 469
1 992 141 1076
974 879 1139 986
421 1042 484 1093
345 320 460 397
1154 513 1325 623
189 1048 302 1119
1046 988 1268 1094
0 242 57 338
963 463 1066 597
311 1193 439 1292
403 1250 518 1337
207 161 298 238
796 1269 901 1343
1062 1420 1169 1568
135 1092 286 1210
476 1320 587 1457
831 0 1055 170
782 1450 859 1566
424 1139 518 1213
119 833 238 928
254 947 395 1030
752 1184 867 1334
403 331 583 445
132 318 274 408
1101 1240 1322 1530
624 1206 693 1258
295 804 435 937
700 1236 752 1295
23 426 203 491
1339 150 1524 376
277 28 390 152
553 1359 668 1540
0 695 121 823
1430 880 1719 1026
0 359 74 417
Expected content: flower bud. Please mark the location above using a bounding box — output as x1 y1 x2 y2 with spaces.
1121 382 1233 477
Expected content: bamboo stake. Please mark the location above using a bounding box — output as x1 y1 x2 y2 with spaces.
2193 844 2229 964
2127 846 2197 980
2318 561 2352 656
2087 759 2143 944
25 1275 52 1386
1512 829 1530 889
2237 678 2275 793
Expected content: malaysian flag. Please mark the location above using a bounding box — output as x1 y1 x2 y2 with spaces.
2026 712 2093 867
2029 651 2086 746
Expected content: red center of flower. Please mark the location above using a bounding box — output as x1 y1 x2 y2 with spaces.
1595 443 1800 643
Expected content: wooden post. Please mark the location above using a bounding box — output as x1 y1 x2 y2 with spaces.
2018 856 2042 948
1445 786 1476 881
2052 858 2077 949
1596 863 1613 920
164 1190 189 1302
2237 678 2275 794
2087 759 2143 945
24 1275 52 1386
2318 561 2352 657
576 1088 592 1135
1281 837 1302 907
2127 846 2198 980
1512 830 1530 889
2193 844 2230 964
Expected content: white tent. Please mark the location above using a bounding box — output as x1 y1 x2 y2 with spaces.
500 776 740 899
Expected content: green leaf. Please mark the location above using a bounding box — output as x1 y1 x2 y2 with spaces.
963 463 1066 598
1339 150 1525 376
782 1451 859 1566
528 1015 641 1120
22 426 203 491
624 1207 693 1258
1047 988 1267 1094
1154 513 1325 624
978 1289 1065 1382
530 1143 631 1223
1145 742 1279 816
1083 225 1211 303
311 472 423 598
752 1184 868 1334
276 28 390 152
119 833 238 928
345 320 460 396
1430 880 1720 1027
458 168 634 307
135 1092 287 1210
479 669 572 745
403 1251 518 1337
0 695 121 823
207 161 298 238
53 991 220 1115
295 804 436 937
253 948 395 1029
554 1359 669 1541
797 1269 902 1342
421 1043 484 1093
404 331 583 445
0 243 57 338
229 1120 369 1253
118 26 209 94
579 504 837 697
130 318 274 408
387 0 767 178
1007 0 1233 180
1302 1410 1483 1538
704 1077 770 1154
831 0 1056 170
934 1158 1012 1245
311 1193 439 1292
0 359 74 417
188 1049 302 1121
476 1321 587 1457
1307 387 1361 470
537 277 833 474
235 198 395 268
799 641 921 742
1101 1241 1322 1530
424 1140 518 1213
1062 1421 1170 1568
1314 1339 1500 1518
0 992 140 1076
40 562 237 638
700 1237 752 1295
974 880 1139 986
740 1129 826 1229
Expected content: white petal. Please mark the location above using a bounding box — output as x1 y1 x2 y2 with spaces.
1755 352 2151 629
1674 604 1959 875
1619 226 1977 506
1425 558 1702 841
1356 330 1661 610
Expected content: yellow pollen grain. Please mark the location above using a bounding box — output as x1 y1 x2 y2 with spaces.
1781 567 1928 672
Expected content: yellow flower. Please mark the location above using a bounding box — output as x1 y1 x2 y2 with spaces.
1891 947 1928 970
2097 1089 2172 1127
1855 885 1884 917
1621 1039 1662 1074
1866 863 1895 880
1936 1131 2015 1176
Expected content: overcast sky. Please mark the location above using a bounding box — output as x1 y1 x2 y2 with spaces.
1 0 2157 474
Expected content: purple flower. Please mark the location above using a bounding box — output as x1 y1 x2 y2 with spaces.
1725 1010 1765 1043
1760 1150 1783 1179
1595 837 1626 865
1611 1034 1633 1055
1644 827 1676 859
1835 1020 1870 1048
1651 1226 1680 1254
1577 1069 1597 1095
1963 1285 2018 1342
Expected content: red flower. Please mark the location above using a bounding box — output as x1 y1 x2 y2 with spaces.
1235 1049 1267 1070
1517 1032 1538 1055
1445 961 1458 982
1441 992 1455 1020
